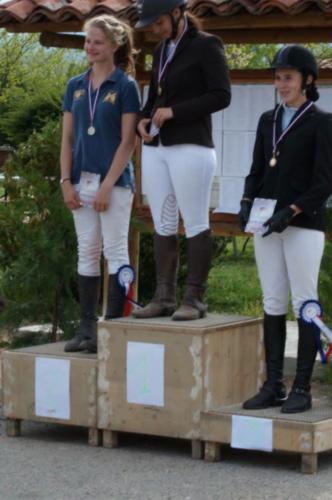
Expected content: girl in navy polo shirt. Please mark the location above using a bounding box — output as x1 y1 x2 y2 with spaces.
239 46 332 413
60 15 140 353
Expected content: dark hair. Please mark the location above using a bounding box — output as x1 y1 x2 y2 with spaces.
304 80 319 102
301 70 319 102
84 15 137 76
186 11 202 30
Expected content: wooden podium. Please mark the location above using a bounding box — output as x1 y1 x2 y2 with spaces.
2 342 100 445
97 314 264 456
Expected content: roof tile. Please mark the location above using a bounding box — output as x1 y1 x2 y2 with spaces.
1 0 332 26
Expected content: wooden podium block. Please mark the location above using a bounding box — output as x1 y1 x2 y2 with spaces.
2 342 99 444
97 314 263 447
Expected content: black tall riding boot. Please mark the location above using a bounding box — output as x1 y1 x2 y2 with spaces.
281 319 318 413
64 275 100 352
172 229 212 321
132 234 178 318
105 274 126 319
243 313 287 409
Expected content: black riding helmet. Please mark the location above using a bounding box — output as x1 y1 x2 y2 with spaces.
271 45 318 79
135 0 187 29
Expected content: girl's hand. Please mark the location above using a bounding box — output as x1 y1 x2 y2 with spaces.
61 182 82 210
152 107 174 128
138 118 154 143
94 182 112 212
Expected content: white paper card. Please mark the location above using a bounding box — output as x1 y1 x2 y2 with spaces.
231 415 273 452
35 357 70 420
77 171 100 207
149 121 160 137
127 341 164 407
245 197 277 234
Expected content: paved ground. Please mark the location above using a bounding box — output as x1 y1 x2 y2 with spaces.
1 415 332 500
0 322 331 500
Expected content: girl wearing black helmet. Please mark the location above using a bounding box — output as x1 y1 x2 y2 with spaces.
239 45 332 413
133 0 231 321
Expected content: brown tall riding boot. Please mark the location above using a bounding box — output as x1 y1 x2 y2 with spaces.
172 229 212 321
132 233 178 319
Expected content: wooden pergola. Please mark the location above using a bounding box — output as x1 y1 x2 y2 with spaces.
1 0 332 260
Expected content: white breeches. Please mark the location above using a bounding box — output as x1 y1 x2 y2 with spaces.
142 144 216 238
72 186 133 276
254 226 325 317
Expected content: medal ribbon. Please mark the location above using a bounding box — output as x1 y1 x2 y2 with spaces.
88 77 101 129
158 15 188 89
272 100 314 157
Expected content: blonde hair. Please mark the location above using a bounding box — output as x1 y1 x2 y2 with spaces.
84 15 136 76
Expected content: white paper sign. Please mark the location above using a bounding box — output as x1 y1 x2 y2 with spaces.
127 341 164 407
77 171 101 207
231 415 273 452
245 197 277 234
35 357 70 420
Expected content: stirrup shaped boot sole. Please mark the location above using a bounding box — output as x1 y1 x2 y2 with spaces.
64 335 87 352
132 301 176 319
281 388 312 414
172 303 207 321
243 384 287 410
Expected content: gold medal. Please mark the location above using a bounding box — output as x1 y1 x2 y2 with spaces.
269 156 277 167
157 85 162 96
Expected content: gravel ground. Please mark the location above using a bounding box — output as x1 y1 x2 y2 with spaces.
1 413 332 500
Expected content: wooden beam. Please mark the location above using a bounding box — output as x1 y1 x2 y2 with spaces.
136 68 332 86
143 27 332 45
6 21 83 33
40 32 84 49
200 11 332 30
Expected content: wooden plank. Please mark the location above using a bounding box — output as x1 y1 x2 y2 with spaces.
203 322 264 410
103 430 119 449
88 428 102 447
201 411 318 454
97 315 262 440
191 439 204 460
40 31 83 49
205 441 221 462
301 453 318 474
6 418 21 437
2 348 98 428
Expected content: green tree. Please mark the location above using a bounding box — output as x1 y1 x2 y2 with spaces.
0 120 79 340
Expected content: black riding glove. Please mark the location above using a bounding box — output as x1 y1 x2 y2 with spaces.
238 199 253 232
262 206 295 237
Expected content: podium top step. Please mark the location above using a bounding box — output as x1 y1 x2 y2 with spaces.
8 341 97 359
99 313 261 332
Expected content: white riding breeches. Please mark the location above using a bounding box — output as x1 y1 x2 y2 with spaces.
254 226 325 317
142 144 216 238
72 186 133 277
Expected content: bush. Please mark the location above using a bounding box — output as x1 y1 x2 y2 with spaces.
0 120 79 340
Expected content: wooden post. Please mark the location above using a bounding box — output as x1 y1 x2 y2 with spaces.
191 440 204 460
301 453 318 474
103 430 119 449
129 226 140 301
205 441 221 462
6 418 21 437
88 428 102 447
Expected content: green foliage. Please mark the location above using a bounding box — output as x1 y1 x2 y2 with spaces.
0 31 84 146
319 208 332 324
225 43 332 69
0 120 79 339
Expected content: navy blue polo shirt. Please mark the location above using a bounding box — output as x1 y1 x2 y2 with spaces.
62 67 141 191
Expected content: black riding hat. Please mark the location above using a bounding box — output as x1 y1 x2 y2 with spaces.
271 45 318 79
135 0 187 28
